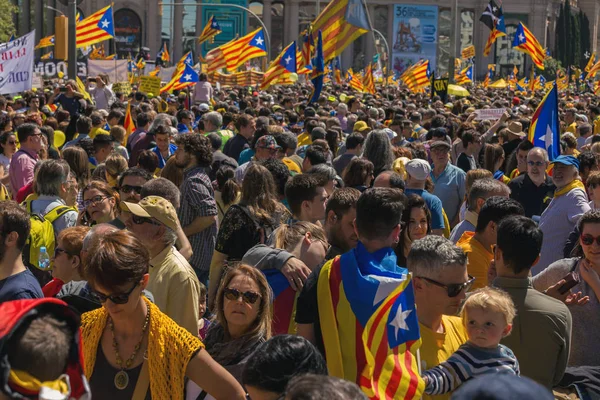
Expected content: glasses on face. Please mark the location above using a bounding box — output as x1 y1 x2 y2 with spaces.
83 195 107 208
89 282 139 304
7 141 15 145
131 214 161 226
581 234 600 246
54 247 72 257
120 185 142 195
223 287 261 304
527 161 545 167
418 275 475 298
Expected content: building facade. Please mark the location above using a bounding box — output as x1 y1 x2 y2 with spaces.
15 0 600 78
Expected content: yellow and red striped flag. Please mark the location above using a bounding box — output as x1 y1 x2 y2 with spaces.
402 60 430 92
585 60 600 80
347 69 364 92
206 28 267 73
197 16 222 44
456 65 473 85
123 102 135 143
585 52 596 72
35 35 55 50
261 41 297 91
310 0 371 63
160 63 199 93
512 22 545 70
40 51 53 60
363 63 376 94
76 5 115 48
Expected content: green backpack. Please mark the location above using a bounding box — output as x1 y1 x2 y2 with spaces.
22 200 75 286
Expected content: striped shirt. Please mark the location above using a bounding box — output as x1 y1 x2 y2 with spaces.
178 166 218 277
423 342 519 395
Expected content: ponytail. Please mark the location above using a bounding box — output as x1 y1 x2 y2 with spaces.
216 165 240 206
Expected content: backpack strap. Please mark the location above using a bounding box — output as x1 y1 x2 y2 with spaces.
44 205 76 224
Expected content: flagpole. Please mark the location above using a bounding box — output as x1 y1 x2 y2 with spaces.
67 0 77 79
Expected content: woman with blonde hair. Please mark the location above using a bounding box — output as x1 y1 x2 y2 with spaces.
266 221 329 335
104 153 128 188
484 144 510 184
63 146 91 210
209 164 290 306
80 180 120 226
187 264 272 399
80 230 245 399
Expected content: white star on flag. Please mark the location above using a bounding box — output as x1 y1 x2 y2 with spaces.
518 33 525 42
255 37 264 46
212 22 218 28
284 55 292 65
389 304 412 340
101 19 110 28
369 275 404 306
183 74 192 81
585 51 591 59
492 6 497 12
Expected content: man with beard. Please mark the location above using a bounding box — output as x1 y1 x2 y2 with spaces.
0 201 43 302
174 134 217 284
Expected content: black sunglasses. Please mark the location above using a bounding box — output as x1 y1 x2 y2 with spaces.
89 282 139 304
131 214 161 226
581 234 600 246
223 288 261 304
54 247 72 258
418 275 475 298
120 185 143 194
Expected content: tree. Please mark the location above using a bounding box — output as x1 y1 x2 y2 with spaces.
542 57 562 81
0 0 17 42
571 11 581 68
580 10 591 68
556 3 565 64
564 0 572 66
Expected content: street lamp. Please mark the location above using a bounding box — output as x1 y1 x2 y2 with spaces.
44 5 65 16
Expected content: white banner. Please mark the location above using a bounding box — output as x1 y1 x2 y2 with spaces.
0 31 35 95
475 108 506 120
87 60 128 83
32 73 43 90
159 66 176 82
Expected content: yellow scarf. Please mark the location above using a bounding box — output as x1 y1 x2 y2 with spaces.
9 370 69 398
554 179 586 198
80 297 203 399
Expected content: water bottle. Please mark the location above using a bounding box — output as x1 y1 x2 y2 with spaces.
38 246 50 270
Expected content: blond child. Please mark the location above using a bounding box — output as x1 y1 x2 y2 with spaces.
423 287 519 395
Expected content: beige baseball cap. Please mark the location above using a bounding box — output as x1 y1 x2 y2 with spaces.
121 196 179 232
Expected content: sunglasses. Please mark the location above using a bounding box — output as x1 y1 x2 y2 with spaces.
83 195 107 208
527 161 545 167
581 234 600 246
54 247 72 257
223 287 261 304
89 282 139 304
418 275 475 298
120 185 142 195
131 214 161 226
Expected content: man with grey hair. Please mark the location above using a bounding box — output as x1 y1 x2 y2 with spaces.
449 178 510 243
407 235 471 377
123 195 201 334
336 102 348 132
30 159 78 235
536 155 590 275
203 111 233 150
508 147 555 219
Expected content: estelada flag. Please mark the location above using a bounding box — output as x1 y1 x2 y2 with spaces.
317 249 424 399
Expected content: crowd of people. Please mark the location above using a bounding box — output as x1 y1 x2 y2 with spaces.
1 72 600 399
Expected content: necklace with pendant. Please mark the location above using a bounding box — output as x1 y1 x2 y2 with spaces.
109 306 150 390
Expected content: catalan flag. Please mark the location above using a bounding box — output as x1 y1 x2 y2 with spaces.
149 67 160 77
309 30 325 103
88 45 105 60
136 58 146 71
512 22 545 70
76 5 115 48
311 0 371 63
557 69 569 91
157 42 170 63
401 60 430 92
104 54 116 60
35 35 55 49
480 0 505 56
363 63 376 94
529 82 560 161
483 66 493 88
333 56 343 84
296 50 312 75
317 247 424 399
456 65 473 85
161 63 199 93
75 76 92 103
41 51 53 60
206 28 267 73
585 60 600 80
347 69 364 92
197 16 222 44
123 102 135 143
301 28 313 70
264 269 298 334
261 41 297 91
585 52 596 73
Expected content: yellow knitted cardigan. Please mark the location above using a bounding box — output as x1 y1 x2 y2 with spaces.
80 297 203 399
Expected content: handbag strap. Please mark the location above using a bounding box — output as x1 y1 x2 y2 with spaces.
132 360 150 400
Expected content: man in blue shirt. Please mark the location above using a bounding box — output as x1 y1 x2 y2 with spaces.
404 158 445 235
430 141 466 227
0 201 43 303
